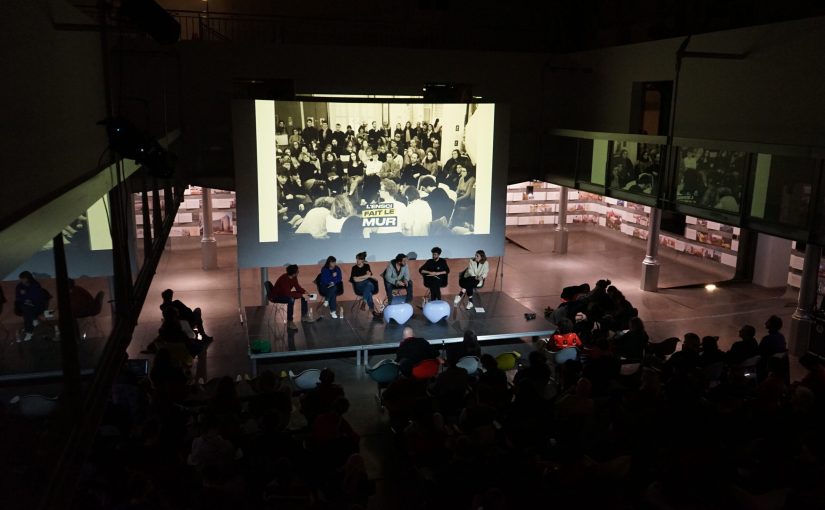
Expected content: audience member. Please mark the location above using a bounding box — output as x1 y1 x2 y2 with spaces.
161 288 212 341
396 326 439 376
727 324 759 365
759 315 787 356
68 278 96 317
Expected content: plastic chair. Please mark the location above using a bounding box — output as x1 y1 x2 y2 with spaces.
739 355 762 385
9 395 59 418
619 362 642 377
384 303 414 325
553 347 579 365
456 355 481 375
365 359 401 407
289 368 322 391
495 351 521 371
647 337 680 359
412 358 441 380
76 291 104 339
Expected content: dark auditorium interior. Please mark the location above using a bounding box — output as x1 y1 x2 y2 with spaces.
4 1 825 509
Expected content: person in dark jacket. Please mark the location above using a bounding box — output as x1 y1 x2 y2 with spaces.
301 118 319 144
726 325 759 365
15 270 49 341
419 247 450 301
161 289 212 341
396 326 439 376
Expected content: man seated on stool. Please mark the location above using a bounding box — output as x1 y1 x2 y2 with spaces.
383 253 413 304
396 326 440 377
419 246 450 301
271 265 318 330
161 289 213 341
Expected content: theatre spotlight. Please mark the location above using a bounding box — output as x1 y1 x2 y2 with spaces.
99 117 175 178
120 0 181 45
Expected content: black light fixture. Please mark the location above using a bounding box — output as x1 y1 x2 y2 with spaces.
99 117 175 178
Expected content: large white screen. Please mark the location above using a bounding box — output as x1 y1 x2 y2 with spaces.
233 99 508 267
258 100 494 240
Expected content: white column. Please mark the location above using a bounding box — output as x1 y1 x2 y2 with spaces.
201 188 218 269
554 186 569 254
640 207 662 292
790 244 822 355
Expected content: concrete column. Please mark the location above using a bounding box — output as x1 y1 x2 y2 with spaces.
554 186 569 254
201 188 218 269
640 207 662 292
790 243 822 355
752 233 793 288
260 267 269 306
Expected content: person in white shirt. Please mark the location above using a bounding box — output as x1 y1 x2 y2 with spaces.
454 250 489 309
401 187 432 236
364 148 383 176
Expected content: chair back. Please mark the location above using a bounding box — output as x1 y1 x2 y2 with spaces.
290 368 322 391
703 361 725 387
91 291 104 315
366 359 401 384
740 355 761 369
11 395 59 418
619 362 641 377
553 347 579 365
264 281 274 302
495 351 521 371
412 358 440 380
456 355 480 375
649 337 680 358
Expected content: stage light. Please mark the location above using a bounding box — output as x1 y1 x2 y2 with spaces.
705 284 717 291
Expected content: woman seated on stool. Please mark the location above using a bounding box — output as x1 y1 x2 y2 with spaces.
454 250 489 309
320 255 344 319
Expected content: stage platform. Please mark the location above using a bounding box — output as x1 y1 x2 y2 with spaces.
244 291 555 374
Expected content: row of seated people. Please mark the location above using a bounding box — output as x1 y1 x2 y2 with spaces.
281 140 473 192
73 297 825 509
265 248 489 326
280 118 444 155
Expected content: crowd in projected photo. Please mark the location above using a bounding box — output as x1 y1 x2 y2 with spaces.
274 116 479 238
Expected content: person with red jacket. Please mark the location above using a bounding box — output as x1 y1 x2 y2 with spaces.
270 264 316 330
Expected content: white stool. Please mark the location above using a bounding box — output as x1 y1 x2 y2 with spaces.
383 303 414 325
423 300 450 323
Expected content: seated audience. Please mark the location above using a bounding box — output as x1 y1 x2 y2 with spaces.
301 368 345 426
161 288 212 341
727 324 759 365
446 329 482 365
612 316 648 360
396 326 440 377
759 315 787 356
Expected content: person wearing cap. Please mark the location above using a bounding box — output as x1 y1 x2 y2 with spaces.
383 253 413 304
419 246 450 301
271 264 317 330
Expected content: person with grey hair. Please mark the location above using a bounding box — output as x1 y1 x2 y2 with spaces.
396 327 439 376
